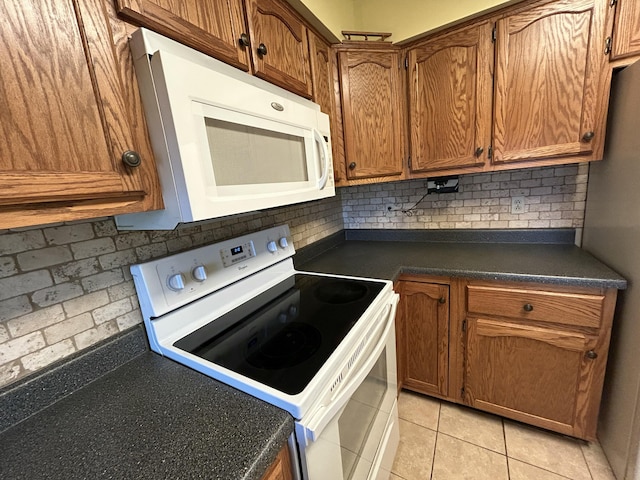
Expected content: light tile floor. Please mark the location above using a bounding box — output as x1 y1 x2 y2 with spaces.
391 390 617 480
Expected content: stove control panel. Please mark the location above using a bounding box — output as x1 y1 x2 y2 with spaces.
131 224 295 318
221 241 256 267
192 265 207 282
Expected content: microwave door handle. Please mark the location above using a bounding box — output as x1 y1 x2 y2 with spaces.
313 128 330 189
301 296 398 443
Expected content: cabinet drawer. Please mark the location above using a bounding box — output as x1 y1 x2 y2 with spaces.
466 285 604 328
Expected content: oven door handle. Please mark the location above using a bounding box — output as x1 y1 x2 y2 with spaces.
300 294 399 444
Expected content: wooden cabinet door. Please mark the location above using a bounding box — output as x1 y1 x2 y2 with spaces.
245 0 313 98
260 445 293 480
611 0 640 61
397 281 449 397
0 0 159 227
309 32 333 117
339 48 404 180
492 0 606 164
115 0 250 71
465 317 598 437
308 32 346 184
408 22 493 173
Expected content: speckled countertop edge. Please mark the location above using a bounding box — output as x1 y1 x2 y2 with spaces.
294 230 627 290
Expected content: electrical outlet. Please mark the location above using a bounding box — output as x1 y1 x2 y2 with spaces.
511 196 525 214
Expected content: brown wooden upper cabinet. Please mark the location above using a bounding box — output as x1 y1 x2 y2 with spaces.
338 45 405 181
115 0 251 70
308 32 347 184
116 0 313 98
406 0 610 177
609 0 640 62
407 21 493 174
245 0 313 98
492 0 608 165
0 0 161 229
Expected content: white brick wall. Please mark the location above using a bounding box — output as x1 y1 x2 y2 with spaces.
0 164 590 388
0 194 343 388
342 164 589 230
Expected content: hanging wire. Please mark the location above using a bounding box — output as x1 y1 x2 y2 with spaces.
387 190 431 217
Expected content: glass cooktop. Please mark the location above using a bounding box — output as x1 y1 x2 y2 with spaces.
173 274 384 395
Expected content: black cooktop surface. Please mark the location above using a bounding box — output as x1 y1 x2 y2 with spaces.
174 274 384 395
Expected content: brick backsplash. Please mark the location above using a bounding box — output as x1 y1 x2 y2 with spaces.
0 195 343 388
342 164 589 230
0 164 590 388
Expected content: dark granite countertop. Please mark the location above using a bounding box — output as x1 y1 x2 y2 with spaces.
295 230 627 289
0 329 293 480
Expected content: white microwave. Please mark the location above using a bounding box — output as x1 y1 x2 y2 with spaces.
116 29 334 231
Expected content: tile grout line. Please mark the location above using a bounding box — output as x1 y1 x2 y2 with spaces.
430 401 442 480
580 441 596 480
503 421 584 480
504 419 511 480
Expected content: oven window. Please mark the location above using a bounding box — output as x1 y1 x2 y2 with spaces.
339 350 388 480
205 118 308 185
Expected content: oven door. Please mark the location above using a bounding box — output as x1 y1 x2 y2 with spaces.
295 296 399 480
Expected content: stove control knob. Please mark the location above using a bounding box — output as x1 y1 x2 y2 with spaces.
167 273 186 291
267 241 278 253
279 237 289 249
192 265 207 282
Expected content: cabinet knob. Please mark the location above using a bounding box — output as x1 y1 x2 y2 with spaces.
438 297 446 304
475 147 484 157
257 43 268 56
582 131 595 142
586 350 598 359
523 303 533 312
239 33 250 47
349 162 357 170
121 150 141 168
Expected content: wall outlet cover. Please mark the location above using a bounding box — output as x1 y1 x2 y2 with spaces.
511 196 525 214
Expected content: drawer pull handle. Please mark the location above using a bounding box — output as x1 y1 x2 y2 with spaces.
523 303 533 312
586 350 598 359
438 297 446 304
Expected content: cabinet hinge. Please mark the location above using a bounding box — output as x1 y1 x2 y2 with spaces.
487 146 493 160
609 0 617 6
462 319 467 332
461 386 465 398
604 36 613 55
404 56 408 69
492 26 497 43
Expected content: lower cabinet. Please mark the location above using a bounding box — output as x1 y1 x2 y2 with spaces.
395 276 618 441
260 444 293 480
396 277 450 397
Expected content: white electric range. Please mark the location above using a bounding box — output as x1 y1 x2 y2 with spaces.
131 225 399 480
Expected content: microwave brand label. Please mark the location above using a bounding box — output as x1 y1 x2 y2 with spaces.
271 102 284 112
